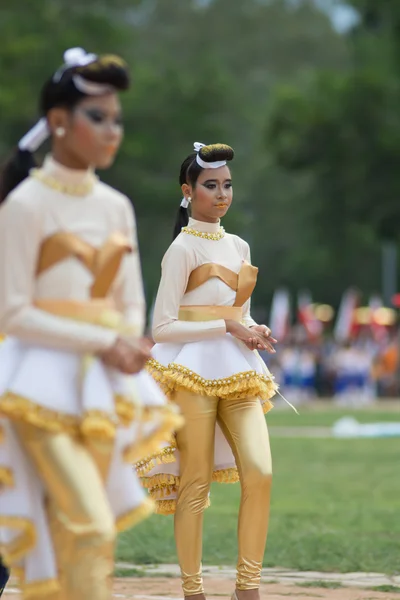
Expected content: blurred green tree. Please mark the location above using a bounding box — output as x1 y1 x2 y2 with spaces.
0 0 350 311
267 0 400 304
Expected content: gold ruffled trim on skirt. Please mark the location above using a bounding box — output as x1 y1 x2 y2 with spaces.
141 467 239 515
116 497 155 532
136 444 177 477
81 409 118 440
154 496 211 516
123 407 183 463
115 394 138 426
0 392 79 434
0 391 176 442
146 359 277 406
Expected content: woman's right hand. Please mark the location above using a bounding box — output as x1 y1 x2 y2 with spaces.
99 337 152 374
225 320 276 353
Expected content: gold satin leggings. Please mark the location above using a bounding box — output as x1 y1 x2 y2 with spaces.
14 422 115 600
174 390 272 596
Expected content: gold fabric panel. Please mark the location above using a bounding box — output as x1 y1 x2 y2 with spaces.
186 263 238 293
178 305 242 322
185 262 258 307
233 262 258 308
36 232 132 298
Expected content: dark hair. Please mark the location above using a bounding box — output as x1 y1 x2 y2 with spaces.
173 143 234 240
0 54 130 203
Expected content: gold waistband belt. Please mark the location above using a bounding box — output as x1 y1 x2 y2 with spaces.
178 305 242 322
34 299 139 335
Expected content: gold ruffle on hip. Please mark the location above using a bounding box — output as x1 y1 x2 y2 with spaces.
146 359 277 406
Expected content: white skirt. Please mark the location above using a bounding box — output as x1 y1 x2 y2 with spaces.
138 335 277 514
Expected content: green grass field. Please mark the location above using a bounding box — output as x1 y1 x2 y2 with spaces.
117 405 400 574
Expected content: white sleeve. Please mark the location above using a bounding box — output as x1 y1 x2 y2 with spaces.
241 242 258 328
112 199 146 336
152 243 226 343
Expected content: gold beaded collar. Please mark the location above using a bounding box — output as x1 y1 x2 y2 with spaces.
181 226 225 241
31 168 96 197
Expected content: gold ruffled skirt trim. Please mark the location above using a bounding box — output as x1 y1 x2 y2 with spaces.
141 467 238 515
116 497 155 532
136 444 177 478
154 496 211 516
0 392 79 434
0 392 122 438
0 391 180 450
123 406 183 463
146 359 277 407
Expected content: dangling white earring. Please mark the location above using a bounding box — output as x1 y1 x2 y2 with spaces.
188 196 192 202
55 127 66 138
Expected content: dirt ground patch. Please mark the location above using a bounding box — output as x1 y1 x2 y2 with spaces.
4 576 400 599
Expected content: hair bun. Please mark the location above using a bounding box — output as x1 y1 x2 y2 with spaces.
198 143 234 163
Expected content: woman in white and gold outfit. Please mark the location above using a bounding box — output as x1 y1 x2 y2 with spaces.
138 143 278 600
0 48 180 599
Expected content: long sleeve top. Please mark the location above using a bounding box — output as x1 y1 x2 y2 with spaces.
148 217 276 404
0 156 145 354
152 218 257 344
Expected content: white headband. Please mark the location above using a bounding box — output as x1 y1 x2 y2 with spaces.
18 47 113 153
179 142 228 208
194 141 227 169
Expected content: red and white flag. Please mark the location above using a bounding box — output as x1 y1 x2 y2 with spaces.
334 288 359 342
297 290 322 340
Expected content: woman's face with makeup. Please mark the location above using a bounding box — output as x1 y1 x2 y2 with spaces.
185 165 233 223
58 93 123 169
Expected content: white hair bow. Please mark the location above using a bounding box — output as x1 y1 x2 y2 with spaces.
53 47 97 82
193 142 206 153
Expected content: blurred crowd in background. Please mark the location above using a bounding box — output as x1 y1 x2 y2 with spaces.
260 288 400 404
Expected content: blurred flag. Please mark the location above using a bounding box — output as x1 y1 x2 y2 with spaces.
334 288 359 342
297 290 322 340
269 288 291 341
369 294 385 341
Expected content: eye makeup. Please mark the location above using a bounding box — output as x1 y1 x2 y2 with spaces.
78 108 123 126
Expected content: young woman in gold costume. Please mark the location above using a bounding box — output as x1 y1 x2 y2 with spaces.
139 142 278 600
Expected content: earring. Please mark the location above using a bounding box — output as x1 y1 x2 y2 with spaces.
55 127 66 138
188 196 192 202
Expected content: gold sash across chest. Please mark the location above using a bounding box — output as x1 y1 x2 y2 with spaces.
179 261 258 322
185 261 258 307
36 232 132 298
